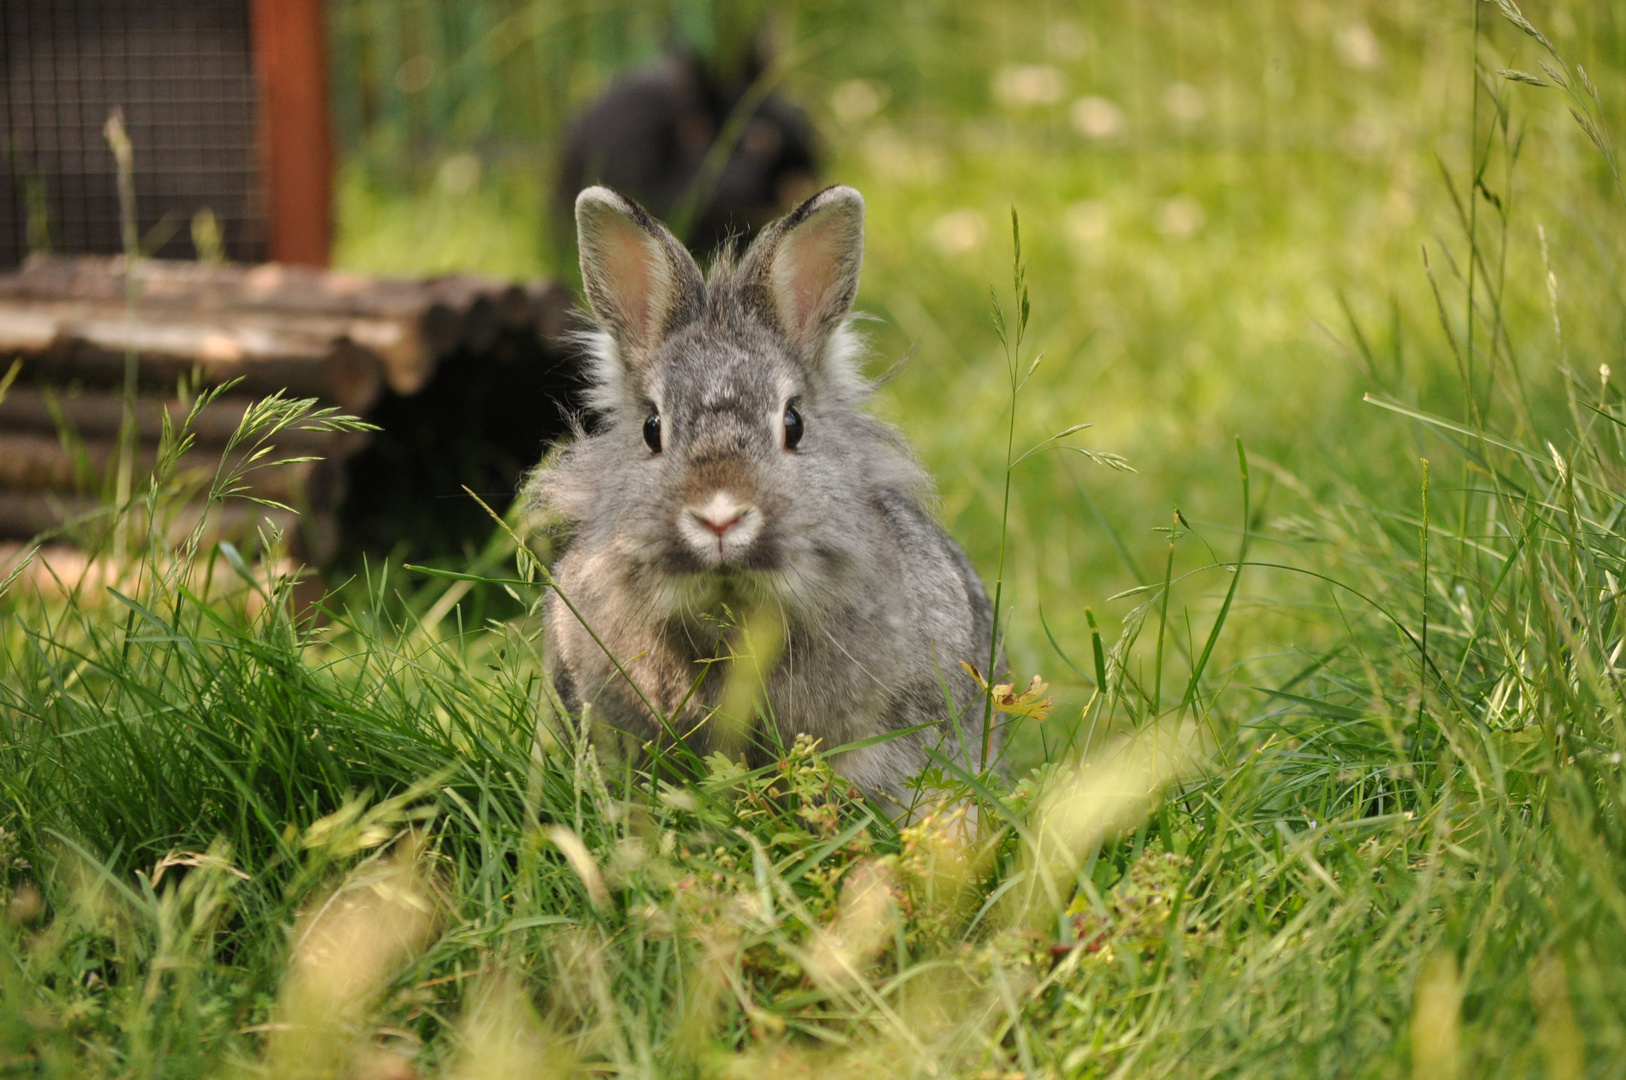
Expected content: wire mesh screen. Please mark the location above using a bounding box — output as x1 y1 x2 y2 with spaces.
0 0 266 268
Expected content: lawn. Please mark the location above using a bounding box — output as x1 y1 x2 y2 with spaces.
3 0 1626 1076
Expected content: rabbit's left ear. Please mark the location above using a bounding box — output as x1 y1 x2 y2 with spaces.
744 186 864 358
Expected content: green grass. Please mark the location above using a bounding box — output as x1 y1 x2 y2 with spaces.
3 0 1626 1075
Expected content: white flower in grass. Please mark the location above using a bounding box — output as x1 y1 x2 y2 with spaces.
1156 195 1206 239
931 209 989 255
1048 22 1094 60
1070 96 1125 139
993 64 1067 107
831 78 889 123
1065 199 1111 247
1336 23 1383 70
1163 83 1206 122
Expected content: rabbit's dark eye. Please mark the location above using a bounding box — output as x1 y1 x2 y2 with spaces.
783 406 804 450
643 412 662 453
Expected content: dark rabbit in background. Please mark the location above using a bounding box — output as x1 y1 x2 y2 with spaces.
530 184 998 811
555 46 820 254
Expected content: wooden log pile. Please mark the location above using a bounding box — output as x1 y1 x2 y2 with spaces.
0 254 579 565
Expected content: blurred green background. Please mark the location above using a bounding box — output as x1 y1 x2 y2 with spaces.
327 0 1626 714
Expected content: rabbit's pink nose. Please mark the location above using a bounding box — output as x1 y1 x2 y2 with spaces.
689 493 751 537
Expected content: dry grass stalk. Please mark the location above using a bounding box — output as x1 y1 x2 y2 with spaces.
265 843 442 1080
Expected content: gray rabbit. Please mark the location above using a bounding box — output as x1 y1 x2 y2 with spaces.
530 184 997 810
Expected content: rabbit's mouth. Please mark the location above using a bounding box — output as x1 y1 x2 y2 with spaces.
677 491 766 566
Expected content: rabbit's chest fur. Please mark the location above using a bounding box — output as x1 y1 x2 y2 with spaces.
545 485 992 795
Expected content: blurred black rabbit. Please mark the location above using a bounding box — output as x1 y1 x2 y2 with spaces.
556 34 820 254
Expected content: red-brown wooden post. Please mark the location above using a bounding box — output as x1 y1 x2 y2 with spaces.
250 0 333 267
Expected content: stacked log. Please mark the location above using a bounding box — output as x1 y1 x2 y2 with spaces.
0 254 576 563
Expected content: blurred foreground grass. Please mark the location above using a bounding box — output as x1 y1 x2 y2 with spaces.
2 0 1626 1076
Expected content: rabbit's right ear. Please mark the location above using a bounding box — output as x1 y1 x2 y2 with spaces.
575 187 705 361
739 185 864 364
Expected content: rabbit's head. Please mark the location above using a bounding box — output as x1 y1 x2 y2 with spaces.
537 184 924 618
